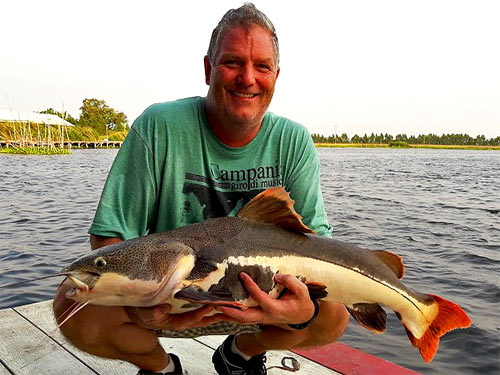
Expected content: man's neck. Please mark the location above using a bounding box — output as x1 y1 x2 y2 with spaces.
204 103 263 148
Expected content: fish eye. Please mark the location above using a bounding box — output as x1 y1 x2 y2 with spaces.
94 257 107 268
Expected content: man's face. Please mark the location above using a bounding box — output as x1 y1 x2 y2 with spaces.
205 25 280 128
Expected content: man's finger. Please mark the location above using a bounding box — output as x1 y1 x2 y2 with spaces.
191 313 233 327
274 273 309 297
190 305 215 320
126 304 172 326
151 304 172 321
179 305 215 324
163 305 215 330
239 272 276 309
215 306 263 324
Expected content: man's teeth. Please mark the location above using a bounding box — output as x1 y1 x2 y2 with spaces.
233 92 256 98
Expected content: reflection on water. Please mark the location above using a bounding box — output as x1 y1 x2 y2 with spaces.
0 148 499 375
0 150 117 308
318 148 499 375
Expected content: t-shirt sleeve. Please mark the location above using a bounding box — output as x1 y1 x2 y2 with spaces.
283 128 333 237
88 126 158 240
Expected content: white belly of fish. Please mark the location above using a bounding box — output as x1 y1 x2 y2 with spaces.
219 254 433 337
169 253 432 338
223 254 392 304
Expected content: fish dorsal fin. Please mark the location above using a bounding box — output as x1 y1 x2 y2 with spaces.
236 187 316 234
373 250 405 279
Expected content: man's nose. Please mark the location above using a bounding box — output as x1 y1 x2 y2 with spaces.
237 64 256 86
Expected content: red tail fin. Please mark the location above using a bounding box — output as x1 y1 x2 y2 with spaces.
404 294 471 362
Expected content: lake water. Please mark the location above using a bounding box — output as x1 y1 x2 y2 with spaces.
0 148 499 374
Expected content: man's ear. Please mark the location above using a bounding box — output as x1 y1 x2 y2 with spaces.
204 56 212 85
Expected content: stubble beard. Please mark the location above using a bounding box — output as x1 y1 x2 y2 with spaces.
206 85 275 137
226 93 274 131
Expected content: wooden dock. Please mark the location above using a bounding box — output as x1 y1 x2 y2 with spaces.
0 140 122 149
0 300 420 375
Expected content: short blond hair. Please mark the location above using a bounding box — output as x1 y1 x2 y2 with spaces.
207 3 279 68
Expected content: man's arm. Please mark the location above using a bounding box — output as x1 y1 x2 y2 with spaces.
90 234 122 250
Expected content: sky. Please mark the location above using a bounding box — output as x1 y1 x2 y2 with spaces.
1 0 499 138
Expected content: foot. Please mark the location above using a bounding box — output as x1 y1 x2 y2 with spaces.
137 353 183 375
212 335 267 375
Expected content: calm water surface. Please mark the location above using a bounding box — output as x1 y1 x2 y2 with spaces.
0 148 499 374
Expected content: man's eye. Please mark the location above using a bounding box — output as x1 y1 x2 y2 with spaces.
257 64 271 72
224 60 238 66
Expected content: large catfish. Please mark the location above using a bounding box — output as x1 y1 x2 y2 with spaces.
61 187 471 362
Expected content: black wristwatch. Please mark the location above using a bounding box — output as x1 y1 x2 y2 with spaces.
288 299 320 330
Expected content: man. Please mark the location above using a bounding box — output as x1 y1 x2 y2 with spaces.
53 3 349 375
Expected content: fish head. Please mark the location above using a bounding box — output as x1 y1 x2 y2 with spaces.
61 235 197 306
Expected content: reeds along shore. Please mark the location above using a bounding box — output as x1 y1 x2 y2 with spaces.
314 143 500 150
0 121 71 154
0 121 126 154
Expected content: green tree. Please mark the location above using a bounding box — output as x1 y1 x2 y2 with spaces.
395 134 407 142
78 98 128 135
39 108 78 125
475 134 486 145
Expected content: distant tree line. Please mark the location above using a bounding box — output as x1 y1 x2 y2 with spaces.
40 98 129 141
311 132 500 146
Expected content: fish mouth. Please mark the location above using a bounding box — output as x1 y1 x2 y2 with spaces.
64 271 100 298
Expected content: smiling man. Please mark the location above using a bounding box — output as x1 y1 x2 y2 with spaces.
53 3 348 375
204 24 280 147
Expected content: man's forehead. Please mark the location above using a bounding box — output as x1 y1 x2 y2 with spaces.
214 25 276 62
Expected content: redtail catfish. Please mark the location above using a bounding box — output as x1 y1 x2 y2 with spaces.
61 187 471 362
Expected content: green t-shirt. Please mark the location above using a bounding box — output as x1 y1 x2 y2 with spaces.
89 96 332 240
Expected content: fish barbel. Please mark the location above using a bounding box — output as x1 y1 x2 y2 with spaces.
61 187 471 362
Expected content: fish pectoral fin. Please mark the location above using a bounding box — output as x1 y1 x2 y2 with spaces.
346 303 387 334
174 286 247 309
305 282 329 300
236 187 316 234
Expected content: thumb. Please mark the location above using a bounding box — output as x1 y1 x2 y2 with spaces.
152 304 172 320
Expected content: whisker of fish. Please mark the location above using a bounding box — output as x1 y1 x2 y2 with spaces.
55 300 80 323
0 274 64 289
56 301 90 329
46 301 82 338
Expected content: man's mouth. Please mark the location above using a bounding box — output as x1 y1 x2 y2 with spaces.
229 91 258 99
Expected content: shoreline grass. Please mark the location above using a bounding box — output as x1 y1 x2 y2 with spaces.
0 146 71 155
315 143 500 150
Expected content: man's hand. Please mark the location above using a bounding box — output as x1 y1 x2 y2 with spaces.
124 304 229 331
214 272 316 327
125 272 316 331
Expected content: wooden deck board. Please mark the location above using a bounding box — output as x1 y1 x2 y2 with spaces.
0 308 95 375
14 301 135 375
0 362 13 375
1 300 340 374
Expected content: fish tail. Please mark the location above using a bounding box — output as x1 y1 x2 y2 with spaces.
404 294 471 362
